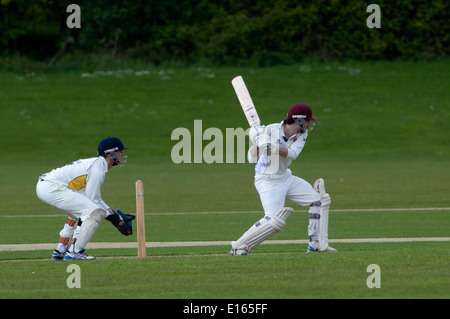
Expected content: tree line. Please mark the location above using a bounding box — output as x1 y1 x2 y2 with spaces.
0 0 448 66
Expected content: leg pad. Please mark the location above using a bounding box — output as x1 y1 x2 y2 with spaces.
232 207 294 252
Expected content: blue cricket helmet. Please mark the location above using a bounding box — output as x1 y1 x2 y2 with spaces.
97 137 128 166
98 136 128 155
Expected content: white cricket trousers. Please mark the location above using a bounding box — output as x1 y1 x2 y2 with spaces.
255 172 320 216
36 180 103 222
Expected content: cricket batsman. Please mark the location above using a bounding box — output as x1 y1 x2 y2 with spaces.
36 136 134 260
229 104 337 255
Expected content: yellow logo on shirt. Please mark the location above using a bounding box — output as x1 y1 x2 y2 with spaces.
68 175 87 191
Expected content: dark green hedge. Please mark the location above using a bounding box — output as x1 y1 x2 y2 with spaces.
1 0 448 65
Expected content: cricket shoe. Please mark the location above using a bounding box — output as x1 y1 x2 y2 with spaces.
229 249 248 256
64 249 96 260
307 244 318 253
307 245 338 253
51 249 65 261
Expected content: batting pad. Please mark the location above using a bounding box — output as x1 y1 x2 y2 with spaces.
74 209 105 253
318 204 330 251
232 207 294 252
59 218 77 238
308 198 331 251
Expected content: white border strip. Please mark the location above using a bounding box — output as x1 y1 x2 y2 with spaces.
1 207 450 218
1 237 449 252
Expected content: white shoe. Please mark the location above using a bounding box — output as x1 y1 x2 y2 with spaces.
321 246 338 252
64 249 96 260
307 245 338 253
229 249 248 256
306 244 319 253
51 249 65 261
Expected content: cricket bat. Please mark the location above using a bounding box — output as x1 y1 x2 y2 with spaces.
232 75 261 127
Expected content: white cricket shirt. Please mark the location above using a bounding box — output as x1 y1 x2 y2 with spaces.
252 122 308 178
39 157 111 212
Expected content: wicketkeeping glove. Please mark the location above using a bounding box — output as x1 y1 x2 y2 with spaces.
105 209 135 236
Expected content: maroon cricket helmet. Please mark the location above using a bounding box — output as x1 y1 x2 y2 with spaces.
286 103 317 121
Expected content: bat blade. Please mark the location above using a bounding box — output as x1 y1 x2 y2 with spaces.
232 75 261 127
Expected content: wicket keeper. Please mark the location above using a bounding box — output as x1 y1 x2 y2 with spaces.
36 136 134 260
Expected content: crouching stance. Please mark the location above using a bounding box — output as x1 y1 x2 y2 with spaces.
230 104 337 255
36 137 134 260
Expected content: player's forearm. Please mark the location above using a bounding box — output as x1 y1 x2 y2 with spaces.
252 146 289 158
250 145 290 160
248 145 258 163
278 147 288 158
249 144 258 157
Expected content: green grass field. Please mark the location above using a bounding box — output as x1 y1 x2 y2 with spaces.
0 60 449 300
